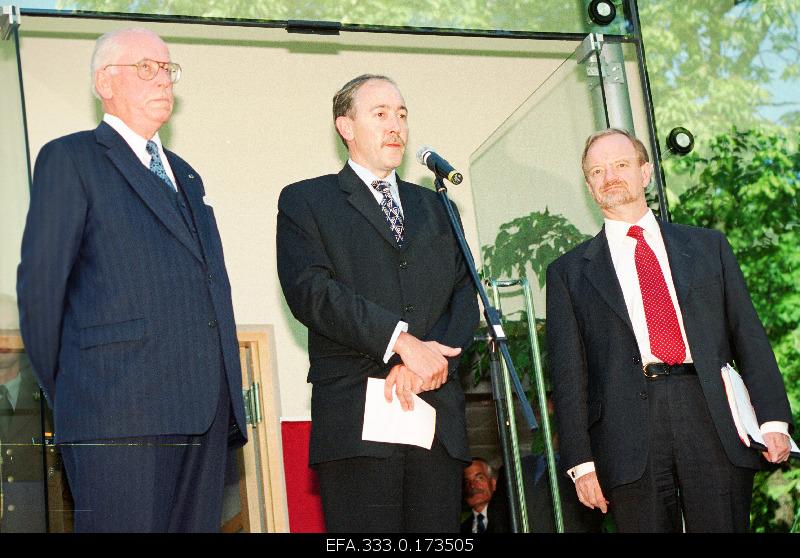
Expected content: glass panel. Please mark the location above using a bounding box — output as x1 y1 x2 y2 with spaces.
470 37 606 320
17 0 632 35
1 11 49 535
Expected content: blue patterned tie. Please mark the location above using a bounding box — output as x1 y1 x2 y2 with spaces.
146 140 177 192
371 180 404 245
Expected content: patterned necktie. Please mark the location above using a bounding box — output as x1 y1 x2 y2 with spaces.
626 225 686 365
0 385 13 439
371 180 404 245
476 512 486 533
146 140 177 192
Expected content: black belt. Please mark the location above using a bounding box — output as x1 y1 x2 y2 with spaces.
642 362 697 379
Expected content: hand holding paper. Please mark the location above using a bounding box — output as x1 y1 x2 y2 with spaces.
362 377 436 450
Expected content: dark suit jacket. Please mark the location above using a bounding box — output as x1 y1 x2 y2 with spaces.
17 122 246 444
459 501 508 533
546 220 792 492
276 164 479 464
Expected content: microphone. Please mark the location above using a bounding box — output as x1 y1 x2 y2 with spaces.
416 146 463 185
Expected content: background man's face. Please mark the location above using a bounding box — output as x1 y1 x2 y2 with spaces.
583 134 652 212
338 79 408 178
102 33 174 136
463 461 496 510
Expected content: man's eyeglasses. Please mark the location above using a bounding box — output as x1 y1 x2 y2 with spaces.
104 58 182 84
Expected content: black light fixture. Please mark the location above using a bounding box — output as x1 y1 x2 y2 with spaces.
666 127 695 156
588 0 617 26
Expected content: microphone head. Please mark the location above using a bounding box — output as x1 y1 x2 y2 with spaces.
416 145 433 165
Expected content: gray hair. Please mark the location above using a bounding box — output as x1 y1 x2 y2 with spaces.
90 27 165 99
470 457 496 479
581 127 650 177
332 74 396 148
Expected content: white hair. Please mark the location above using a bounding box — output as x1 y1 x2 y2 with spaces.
90 27 166 99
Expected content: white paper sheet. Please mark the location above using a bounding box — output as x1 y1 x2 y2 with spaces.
361 377 436 449
721 363 800 456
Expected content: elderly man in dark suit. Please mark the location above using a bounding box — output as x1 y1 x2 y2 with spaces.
277 74 479 532
546 128 793 532
460 458 507 533
16 27 246 532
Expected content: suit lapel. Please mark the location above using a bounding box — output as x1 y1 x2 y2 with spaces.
658 220 696 310
338 164 399 248
168 152 213 265
396 178 422 249
95 122 203 263
581 227 635 334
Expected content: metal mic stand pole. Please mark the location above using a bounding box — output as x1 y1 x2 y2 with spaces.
434 176 538 533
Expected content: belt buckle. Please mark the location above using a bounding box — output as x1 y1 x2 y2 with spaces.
642 362 668 379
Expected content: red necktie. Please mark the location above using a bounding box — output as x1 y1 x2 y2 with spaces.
626 225 686 365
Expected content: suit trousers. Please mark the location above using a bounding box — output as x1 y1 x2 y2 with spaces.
608 375 755 532
315 438 464 532
60 368 232 533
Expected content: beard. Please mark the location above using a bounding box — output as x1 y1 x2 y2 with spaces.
594 179 642 209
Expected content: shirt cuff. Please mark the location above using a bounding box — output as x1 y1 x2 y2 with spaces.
567 461 595 483
760 421 789 437
383 321 409 363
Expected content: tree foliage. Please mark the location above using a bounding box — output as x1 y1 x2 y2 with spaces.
671 127 800 531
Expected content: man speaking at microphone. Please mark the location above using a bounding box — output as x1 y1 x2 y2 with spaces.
277 74 479 532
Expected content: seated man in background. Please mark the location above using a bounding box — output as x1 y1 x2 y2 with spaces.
461 457 508 533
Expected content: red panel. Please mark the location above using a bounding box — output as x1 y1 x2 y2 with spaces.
280 420 326 533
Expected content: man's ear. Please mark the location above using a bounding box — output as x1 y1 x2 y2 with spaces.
335 115 354 144
640 161 654 188
95 69 113 100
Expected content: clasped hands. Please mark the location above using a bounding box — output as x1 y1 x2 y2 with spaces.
383 331 461 411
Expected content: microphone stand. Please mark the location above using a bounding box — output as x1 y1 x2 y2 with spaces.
433 176 538 533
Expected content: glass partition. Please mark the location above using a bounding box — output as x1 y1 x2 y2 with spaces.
0 6 49 533
15 0 633 36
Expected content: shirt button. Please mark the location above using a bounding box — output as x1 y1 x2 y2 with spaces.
7 505 15 512
6 476 13 483
208 319 218 328
207 273 213 283
399 260 408 269
639 391 648 400
404 304 414 313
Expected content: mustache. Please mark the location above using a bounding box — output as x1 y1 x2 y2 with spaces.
383 134 406 147
602 178 626 191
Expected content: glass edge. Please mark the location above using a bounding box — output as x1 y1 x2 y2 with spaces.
19 8 637 42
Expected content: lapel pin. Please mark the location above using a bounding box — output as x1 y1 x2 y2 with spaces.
188 174 195 179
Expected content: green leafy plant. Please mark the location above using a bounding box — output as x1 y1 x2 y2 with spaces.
671 127 800 532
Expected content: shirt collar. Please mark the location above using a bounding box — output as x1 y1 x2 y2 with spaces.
1 371 23 409
348 158 398 190
604 209 660 243
103 113 165 156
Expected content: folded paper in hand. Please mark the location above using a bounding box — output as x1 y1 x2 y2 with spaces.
720 363 799 458
361 377 436 449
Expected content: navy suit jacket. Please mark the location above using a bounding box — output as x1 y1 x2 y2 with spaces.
546 220 793 491
17 122 246 444
276 164 479 465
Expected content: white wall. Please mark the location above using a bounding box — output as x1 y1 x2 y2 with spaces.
17 16 648 421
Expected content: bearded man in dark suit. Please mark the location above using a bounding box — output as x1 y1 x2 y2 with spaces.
546 128 793 532
277 74 478 532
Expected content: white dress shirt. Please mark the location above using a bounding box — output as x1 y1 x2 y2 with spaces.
103 113 178 191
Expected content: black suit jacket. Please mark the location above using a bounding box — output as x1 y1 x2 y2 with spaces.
277 164 479 464
17 122 246 444
459 501 508 534
546 219 792 491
